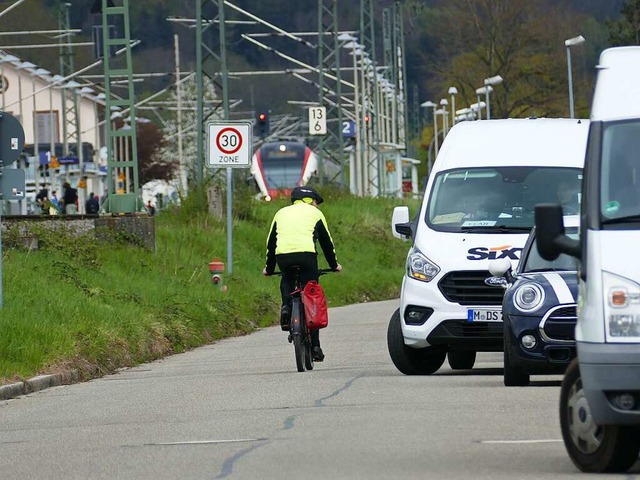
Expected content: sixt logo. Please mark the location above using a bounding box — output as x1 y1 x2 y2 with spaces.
467 245 523 261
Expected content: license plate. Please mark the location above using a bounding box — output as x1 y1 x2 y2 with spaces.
467 309 503 322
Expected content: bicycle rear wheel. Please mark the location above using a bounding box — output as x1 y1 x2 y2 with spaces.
291 301 305 372
304 337 314 370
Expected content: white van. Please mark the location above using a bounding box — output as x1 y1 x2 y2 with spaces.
536 47 640 473
389 118 589 375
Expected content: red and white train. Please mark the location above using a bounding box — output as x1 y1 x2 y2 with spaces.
250 141 318 200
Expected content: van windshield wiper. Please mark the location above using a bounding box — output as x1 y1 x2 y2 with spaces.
460 225 532 233
524 267 576 273
602 214 640 225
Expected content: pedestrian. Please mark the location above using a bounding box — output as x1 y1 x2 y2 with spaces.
35 183 49 214
146 200 156 216
50 190 60 215
85 192 100 214
62 182 78 215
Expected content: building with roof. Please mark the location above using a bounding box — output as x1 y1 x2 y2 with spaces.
0 50 107 214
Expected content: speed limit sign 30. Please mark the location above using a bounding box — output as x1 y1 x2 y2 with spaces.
206 121 252 168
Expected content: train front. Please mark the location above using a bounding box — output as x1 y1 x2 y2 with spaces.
250 141 317 200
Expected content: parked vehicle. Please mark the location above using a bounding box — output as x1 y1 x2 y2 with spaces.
489 217 580 386
389 118 589 375
536 47 640 473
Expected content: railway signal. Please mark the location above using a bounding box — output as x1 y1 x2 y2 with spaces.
255 110 270 138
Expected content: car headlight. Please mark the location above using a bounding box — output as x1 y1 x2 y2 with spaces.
603 272 640 341
406 247 440 283
513 283 545 312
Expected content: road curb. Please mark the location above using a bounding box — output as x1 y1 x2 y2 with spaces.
0 370 80 401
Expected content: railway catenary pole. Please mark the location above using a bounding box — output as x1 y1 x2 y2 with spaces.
360 0 381 196
58 2 79 165
317 0 345 189
99 0 142 214
394 0 408 153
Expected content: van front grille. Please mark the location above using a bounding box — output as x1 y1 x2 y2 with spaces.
438 270 505 306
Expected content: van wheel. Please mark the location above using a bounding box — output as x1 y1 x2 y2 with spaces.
560 359 640 473
387 309 446 375
503 348 530 386
447 351 476 370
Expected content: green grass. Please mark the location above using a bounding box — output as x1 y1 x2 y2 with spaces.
0 189 419 385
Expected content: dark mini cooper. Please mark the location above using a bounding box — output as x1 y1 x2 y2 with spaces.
488 218 579 386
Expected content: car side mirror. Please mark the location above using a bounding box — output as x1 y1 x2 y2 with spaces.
392 206 412 240
534 204 581 260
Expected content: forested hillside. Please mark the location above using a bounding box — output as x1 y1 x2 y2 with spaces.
0 1 633 142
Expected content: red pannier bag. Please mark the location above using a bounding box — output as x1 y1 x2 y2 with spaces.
302 281 329 329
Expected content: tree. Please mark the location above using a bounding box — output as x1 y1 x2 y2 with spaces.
151 75 222 195
608 0 640 45
417 0 594 119
137 121 172 185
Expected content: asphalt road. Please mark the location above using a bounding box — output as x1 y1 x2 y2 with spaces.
1 299 638 479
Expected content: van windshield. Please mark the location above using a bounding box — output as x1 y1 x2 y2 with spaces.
600 121 640 225
426 167 582 232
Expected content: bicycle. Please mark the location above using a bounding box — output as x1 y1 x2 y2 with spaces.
273 268 332 372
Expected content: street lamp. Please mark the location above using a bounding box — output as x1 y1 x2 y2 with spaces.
421 100 438 154
448 86 458 126
474 86 492 120
483 75 503 120
440 98 449 135
565 35 585 119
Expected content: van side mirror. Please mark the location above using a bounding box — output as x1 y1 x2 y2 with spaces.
534 204 581 260
392 206 412 240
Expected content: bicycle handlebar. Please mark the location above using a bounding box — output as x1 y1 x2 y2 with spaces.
270 268 335 277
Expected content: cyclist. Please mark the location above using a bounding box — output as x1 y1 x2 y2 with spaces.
263 186 342 361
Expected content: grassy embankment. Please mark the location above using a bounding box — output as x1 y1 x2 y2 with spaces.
0 189 419 385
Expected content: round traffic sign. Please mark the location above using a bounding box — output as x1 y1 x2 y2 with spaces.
0 111 25 166
216 127 243 155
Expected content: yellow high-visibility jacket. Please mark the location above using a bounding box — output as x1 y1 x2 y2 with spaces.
265 200 338 273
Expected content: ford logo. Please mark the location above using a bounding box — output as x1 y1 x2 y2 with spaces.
485 276 508 287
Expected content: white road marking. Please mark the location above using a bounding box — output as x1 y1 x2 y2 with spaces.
481 439 563 444
147 438 266 446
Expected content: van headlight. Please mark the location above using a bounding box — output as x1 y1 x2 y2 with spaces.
513 283 545 312
604 272 640 341
406 247 440 283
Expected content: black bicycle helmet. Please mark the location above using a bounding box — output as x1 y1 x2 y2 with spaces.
291 186 324 205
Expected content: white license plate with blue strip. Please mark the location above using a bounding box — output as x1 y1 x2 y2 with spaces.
467 309 503 322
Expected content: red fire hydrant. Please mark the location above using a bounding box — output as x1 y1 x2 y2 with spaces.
208 258 225 287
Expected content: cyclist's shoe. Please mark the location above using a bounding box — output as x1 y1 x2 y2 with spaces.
280 305 291 331
312 346 325 362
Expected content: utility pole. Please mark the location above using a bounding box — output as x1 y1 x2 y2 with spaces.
360 0 381 196
393 0 408 152
174 34 186 196
317 0 345 188
58 2 79 161
99 0 142 213
195 0 226 188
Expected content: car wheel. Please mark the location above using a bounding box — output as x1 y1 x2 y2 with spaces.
447 351 476 370
387 308 446 375
560 359 640 473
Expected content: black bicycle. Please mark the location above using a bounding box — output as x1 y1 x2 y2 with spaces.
273 268 331 372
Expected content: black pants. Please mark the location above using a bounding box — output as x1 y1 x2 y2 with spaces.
276 252 320 348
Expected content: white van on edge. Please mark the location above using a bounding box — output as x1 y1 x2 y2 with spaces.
536 47 640 473
389 118 589 375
